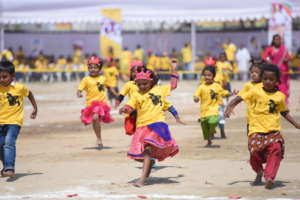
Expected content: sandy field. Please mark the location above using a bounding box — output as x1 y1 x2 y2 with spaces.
0 80 300 200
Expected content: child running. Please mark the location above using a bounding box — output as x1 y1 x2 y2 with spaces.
77 56 114 149
237 60 263 135
225 64 300 189
116 62 183 135
119 64 180 187
0 61 38 178
193 66 231 147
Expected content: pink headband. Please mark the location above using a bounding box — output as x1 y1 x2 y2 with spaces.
88 56 101 65
135 70 153 81
130 60 143 68
204 57 216 65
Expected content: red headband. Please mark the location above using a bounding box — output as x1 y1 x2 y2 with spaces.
135 70 153 81
130 60 143 68
88 56 101 65
204 57 216 65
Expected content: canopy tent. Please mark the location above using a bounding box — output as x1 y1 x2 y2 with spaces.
1 0 300 24
1 0 300 54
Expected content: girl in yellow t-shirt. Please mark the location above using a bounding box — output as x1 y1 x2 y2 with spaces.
194 66 230 147
119 62 182 187
225 64 300 189
117 65 183 135
237 60 263 135
77 56 114 149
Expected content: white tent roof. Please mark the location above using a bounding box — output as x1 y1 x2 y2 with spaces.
1 0 300 24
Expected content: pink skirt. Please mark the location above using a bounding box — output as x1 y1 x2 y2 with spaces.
127 125 179 161
80 101 114 125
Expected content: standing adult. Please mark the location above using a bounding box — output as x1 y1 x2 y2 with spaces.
248 37 261 60
262 34 291 102
236 44 251 81
181 42 193 80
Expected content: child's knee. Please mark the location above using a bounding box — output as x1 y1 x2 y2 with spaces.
92 114 99 121
144 145 152 155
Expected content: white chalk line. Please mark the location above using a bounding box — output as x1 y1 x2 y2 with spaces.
0 187 296 200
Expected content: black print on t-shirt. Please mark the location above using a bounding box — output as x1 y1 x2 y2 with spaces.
268 99 277 113
96 82 105 92
210 89 218 100
149 93 162 106
6 93 20 106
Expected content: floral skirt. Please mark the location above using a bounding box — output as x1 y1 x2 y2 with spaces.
80 101 114 125
248 131 285 158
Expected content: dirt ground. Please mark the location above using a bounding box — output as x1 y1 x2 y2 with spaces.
0 80 300 200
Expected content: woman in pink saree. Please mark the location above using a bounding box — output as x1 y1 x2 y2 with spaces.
262 34 291 103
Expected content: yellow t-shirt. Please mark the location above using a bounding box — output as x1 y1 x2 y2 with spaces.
194 82 229 118
181 46 192 63
147 55 156 70
103 66 119 87
223 43 237 61
160 57 171 70
238 82 263 121
119 81 138 98
162 100 173 111
133 49 144 62
120 50 132 72
0 82 29 126
57 58 67 66
240 87 287 135
216 61 232 83
78 76 107 105
127 85 172 127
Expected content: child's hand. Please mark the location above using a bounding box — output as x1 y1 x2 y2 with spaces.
30 109 37 119
176 117 186 125
77 91 83 98
119 106 132 115
232 89 239 96
224 107 234 118
295 123 300 129
115 100 121 109
193 97 199 103
119 107 125 114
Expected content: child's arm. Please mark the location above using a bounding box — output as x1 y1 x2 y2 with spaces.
168 105 185 125
170 59 179 91
281 111 300 129
77 90 83 98
107 87 118 97
224 96 243 118
28 91 38 119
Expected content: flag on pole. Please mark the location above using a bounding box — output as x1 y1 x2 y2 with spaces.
100 9 122 59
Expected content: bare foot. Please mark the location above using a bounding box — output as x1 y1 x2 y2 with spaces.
221 135 227 139
97 142 103 150
204 144 212 148
265 179 275 189
251 173 262 186
132 180 145 187
204 141 212 148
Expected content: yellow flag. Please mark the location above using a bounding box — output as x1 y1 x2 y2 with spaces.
100 9 122 59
